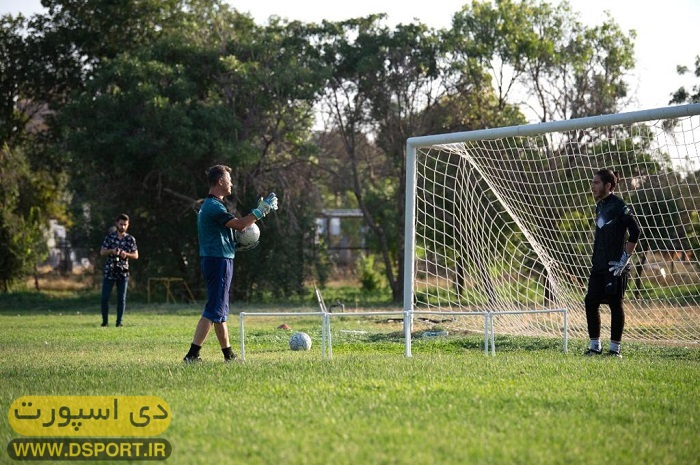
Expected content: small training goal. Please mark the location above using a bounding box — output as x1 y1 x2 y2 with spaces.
404 104 700 345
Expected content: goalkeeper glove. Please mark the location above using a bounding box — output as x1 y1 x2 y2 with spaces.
608 251 632 276
251 193 278 219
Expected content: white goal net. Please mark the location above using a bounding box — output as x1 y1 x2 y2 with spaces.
404 104 700 343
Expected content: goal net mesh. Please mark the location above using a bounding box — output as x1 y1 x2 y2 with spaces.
409 105 700 343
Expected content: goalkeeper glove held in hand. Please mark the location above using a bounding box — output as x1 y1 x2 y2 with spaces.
252 192 279 219
608 251 632 276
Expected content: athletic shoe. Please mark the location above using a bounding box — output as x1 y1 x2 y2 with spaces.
224 353 238 363
116 322 123 327
607 350 622 358
583 348 602 356
183 355 202 364
101 322 108 327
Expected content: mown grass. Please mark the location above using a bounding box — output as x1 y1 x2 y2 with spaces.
1 296 699 465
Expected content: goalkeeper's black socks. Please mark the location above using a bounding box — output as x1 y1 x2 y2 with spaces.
222 346 236 361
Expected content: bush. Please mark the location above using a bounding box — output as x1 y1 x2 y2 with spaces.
357 254 382 292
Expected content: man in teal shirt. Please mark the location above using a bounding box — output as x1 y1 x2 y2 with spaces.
183 165 278 363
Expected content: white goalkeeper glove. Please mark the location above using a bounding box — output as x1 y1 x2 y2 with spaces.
251 193 278 220
608 251 632 276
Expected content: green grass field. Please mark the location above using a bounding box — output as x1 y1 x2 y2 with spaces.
1 294 699 465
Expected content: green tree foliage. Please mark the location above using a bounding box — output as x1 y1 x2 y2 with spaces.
0 14 69 289
316 15 526 301
1 1 178 291
0 14 33 147
3 0 678 304
57 2 326 298
450 0 636 122
670 56 700 104
0 146 48 291
313 1 636 302
26 0 184 101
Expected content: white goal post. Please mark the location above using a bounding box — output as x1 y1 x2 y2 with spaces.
404 104 700 353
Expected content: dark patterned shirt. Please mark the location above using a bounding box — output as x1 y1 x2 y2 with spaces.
101 232 138 279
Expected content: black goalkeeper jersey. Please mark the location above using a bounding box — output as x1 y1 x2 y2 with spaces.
591 194 641 272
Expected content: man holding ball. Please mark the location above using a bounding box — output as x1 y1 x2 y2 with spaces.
183 165 278 363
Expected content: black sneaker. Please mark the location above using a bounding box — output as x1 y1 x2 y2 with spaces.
183 355 202 364
583 348 602 356
222 346 237 362
224 353 238 363
116 322 123 327
101 322 108 327
607 350 622 358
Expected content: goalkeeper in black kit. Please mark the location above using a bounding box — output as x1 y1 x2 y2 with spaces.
584 169 641 358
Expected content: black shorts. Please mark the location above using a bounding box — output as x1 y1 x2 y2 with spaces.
586 270 628 305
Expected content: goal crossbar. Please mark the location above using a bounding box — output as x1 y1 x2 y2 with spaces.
406 104 700 149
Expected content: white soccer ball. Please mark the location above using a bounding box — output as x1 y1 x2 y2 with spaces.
235 223 260 247
289 332 312 351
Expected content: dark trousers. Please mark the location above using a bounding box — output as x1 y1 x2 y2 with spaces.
584 271 627 342
101 276 129 324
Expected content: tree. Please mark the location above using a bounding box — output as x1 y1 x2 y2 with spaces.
314 17 440 301
58 3 327 298
0 14 70 290
1 1 182 292
449 0 636 123
0 14 34 148
0 145 48 291
314 15 523 302
670 55 700 104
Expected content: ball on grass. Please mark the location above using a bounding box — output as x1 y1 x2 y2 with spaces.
289 332 312 351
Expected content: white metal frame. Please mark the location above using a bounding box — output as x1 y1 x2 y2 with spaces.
486 309 569 355
237 292 568 360
401 106 700 356
238 104 700 360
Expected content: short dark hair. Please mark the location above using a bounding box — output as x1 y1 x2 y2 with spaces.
596 169 620 190
116 213 130 222
206 165 231 187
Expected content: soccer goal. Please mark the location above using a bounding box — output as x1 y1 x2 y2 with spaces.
404 103 700 350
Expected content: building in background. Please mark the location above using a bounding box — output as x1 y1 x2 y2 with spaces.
316 209 368 267
42 219 91 274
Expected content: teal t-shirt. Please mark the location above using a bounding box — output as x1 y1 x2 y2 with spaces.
198 196 236 258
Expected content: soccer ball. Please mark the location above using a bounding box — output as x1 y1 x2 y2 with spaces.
289 332 312 351
235 223 260 247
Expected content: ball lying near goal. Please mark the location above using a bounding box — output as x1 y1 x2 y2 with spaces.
235 223 260 247
289 332 312 351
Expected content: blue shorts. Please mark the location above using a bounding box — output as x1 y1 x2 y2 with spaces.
201 257 234 323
